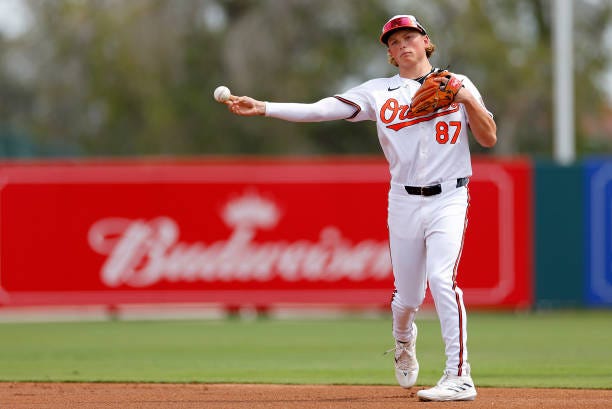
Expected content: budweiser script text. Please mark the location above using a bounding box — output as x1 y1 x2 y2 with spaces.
87 193 392 287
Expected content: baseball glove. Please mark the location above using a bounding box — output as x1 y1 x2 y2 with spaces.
409 69 464 117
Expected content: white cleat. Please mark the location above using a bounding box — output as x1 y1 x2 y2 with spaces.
386 323 419 388
417 371 477 401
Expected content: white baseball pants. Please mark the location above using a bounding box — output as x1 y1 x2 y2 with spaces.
388 181 470 376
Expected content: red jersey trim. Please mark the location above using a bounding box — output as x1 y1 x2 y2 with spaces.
334 96 361 120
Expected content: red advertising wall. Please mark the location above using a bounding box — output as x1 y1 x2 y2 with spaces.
0 157 532 309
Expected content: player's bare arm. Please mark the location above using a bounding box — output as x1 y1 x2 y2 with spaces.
454 89 497 148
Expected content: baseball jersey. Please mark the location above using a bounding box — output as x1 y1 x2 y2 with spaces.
265 72 491 186
335 73 491 186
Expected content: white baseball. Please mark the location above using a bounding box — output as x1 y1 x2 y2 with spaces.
214 85 231 103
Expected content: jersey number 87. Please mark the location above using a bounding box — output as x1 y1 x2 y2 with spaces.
436 121 461 144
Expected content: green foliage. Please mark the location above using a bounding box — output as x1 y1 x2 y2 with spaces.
0 311 610 388
0 0 610 157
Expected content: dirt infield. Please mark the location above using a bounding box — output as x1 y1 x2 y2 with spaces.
0 383 610 408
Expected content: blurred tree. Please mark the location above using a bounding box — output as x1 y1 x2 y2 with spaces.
0 0 609 158
0 28 39 157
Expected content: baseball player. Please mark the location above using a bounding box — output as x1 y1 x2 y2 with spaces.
225 14 496 402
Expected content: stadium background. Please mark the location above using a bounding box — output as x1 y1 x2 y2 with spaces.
0 0 610 313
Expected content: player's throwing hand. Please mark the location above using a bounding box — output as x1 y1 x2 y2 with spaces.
227 96 266 116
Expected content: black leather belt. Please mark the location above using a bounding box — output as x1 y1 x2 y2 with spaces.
404 177 469 196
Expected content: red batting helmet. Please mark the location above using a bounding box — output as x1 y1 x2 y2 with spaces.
380 15 427 45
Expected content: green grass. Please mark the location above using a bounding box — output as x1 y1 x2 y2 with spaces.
0 310 610 388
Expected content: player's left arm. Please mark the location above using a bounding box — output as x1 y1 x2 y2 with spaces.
453 84 497 148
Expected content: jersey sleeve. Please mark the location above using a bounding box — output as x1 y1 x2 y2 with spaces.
333 80 379 122
264 97 357 122
458 75 493 118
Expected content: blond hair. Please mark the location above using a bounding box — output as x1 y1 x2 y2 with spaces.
387 42 436 67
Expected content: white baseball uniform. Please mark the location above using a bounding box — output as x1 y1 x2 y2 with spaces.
265 70 491 377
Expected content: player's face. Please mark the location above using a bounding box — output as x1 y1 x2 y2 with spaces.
387 29 429 66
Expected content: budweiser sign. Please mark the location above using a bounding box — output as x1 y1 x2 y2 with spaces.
88 191 392 288
0 158 532 308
